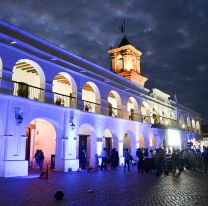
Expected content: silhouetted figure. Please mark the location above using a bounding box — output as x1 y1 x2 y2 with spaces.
110 148 119 170
202 147 208 174
95 154 99 170
101 148 107 170
136 148 144 173
124 148 130 172
34 149 44 173
171 149 179 174
155 148 164 176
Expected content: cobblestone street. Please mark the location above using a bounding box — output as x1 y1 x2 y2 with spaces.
0 167 207 206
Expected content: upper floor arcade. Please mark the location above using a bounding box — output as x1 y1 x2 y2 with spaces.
0 20 201 134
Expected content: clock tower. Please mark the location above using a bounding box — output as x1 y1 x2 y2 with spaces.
107 35 148 87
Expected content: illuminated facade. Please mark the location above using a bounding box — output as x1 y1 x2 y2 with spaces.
0 20 201 177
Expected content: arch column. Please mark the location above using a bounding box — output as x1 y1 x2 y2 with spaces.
0 104 28 177
96 138 103 166
118 141 124 165
95 96 101 114
55 110 79 172
0 67 14 94
100 99 109 116
77 90 84 110
44 80 54 104
122 105 128 120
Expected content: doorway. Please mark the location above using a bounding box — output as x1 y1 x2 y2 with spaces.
25 118 56 170
79 135 89 168
104 137 112 158
25 126 34 162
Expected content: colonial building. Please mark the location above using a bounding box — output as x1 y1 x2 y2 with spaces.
0 20 201 177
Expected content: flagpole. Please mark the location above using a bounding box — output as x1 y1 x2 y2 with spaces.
174 93 179 127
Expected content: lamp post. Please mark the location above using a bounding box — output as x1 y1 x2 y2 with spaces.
70 121 75 130
17 114 23 125
15 113 23 156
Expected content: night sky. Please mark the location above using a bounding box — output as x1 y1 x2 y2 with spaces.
1 1 208 118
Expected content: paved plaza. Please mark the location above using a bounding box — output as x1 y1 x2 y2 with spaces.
0 166 208 206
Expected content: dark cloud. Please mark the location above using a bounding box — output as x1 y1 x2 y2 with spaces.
0 0 208 117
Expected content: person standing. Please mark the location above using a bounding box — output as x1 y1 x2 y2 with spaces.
101 148 107 170
124 148 130 172
95 154 99 171
137 148 144 173
110 148 119 170
171 149 179 174
34 149 40 171
38 150 45 173
34 149 44 173
202 147 208 174
155 148 164 176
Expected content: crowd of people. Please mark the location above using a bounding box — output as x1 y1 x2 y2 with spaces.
33 146 208 177
96 146 208 176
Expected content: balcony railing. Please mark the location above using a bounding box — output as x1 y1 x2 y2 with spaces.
13 81 44 101
11 83 200 133
53 92 76 108
108 106 122 118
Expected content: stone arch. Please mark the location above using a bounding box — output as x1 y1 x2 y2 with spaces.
102 128 119 154
187 117 191 128
25 118 56 170
127 97 139 120
170 110 176 120
151 105 159 124
160 108 169 125
76 123 97 168
53 72 77 107
123 130 136 159
139 133 145 149
179 114 185 128
196 121 200 131
141 101 150 123
12 59 45 101
82 81 101 113
149 134 157 149
164 109 169 124
152 135 156 148
108 90 122 118
102 129 113 158
192 119 196 129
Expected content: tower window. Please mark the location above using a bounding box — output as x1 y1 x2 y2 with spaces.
118 58 123 66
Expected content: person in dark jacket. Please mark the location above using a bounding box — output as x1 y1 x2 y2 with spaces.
136 148 144 173
110 148 119 170
34 149 44 173
171 149 179 174
202 147 208 174
39 150 44 173
124 148 130 172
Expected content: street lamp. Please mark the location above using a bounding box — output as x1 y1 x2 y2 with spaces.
16 114 23 125
15 113 23 156
70 121 75 130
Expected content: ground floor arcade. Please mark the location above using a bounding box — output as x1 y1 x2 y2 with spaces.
0 94 195 177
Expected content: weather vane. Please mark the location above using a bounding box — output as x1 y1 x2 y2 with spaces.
120 19 126 34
